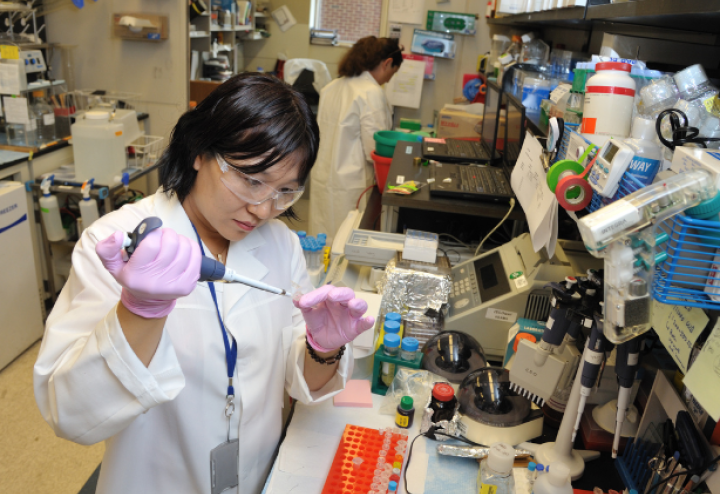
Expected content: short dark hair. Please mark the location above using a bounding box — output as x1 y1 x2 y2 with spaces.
338 37 403 78
158 73 319 218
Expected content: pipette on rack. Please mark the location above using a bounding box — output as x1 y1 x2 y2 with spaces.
122 217 292 298
572 311 609 442
612 337 643 458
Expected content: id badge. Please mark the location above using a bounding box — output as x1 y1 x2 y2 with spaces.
210 439 239 494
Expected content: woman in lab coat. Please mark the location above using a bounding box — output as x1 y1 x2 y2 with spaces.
34 73 374 494
309 36 403 239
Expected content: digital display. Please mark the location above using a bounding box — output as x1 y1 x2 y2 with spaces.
473 252 511 302
480 264 498 290
604 142 619 163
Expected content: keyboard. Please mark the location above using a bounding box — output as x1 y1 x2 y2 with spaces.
430 162 514 203
458 166 512 195
448 140 487 159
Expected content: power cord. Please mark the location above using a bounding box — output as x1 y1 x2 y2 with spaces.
656 109 720 150
475 198 516 256
403 427 485 494
438 233 472 250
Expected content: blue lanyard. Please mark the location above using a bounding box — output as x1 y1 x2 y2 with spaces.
190 223 237 399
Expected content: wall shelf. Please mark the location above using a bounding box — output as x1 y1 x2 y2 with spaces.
487 0 720 33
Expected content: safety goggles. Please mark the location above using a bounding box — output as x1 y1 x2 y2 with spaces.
216 154 305 210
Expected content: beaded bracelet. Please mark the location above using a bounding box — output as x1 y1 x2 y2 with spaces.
306 338 346 365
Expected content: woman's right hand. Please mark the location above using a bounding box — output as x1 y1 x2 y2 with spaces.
95 228 202 319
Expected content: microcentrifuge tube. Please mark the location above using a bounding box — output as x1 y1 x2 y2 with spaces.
352 457 363 469
394 454 403 463
373 476 382 484
392 427 400 434
378 450 387 457
371 483 381 491
374 469 383 477
397 440 407 446
376 457 386 464
385 464 394 472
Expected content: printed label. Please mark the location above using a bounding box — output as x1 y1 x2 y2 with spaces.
546 316 554 329
704 96 716 113
425 138 446 144
395 414 409 428
486 308 518 323
43 113 55 126
626 156 660 185
550 84 571 104
480 484 497 494
428 146 434 152
405 146 413 154
586 200 641 244
40 207 49 213
396 175 405 184
513 275 528 289
628 353 639 366
509 271 523 280
585 349 604 365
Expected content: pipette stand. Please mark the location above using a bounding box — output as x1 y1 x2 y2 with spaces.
519 358 600 480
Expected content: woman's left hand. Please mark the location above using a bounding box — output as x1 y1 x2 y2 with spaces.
294 285 375 353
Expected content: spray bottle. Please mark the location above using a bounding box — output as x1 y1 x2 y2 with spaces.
39 175 66 241
79 179 99 234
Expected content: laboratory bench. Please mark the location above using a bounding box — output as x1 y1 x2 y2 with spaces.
262 382 624 494
379 142 526 242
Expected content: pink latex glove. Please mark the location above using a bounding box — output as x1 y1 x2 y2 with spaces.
294 285 375 353
95 228 202 318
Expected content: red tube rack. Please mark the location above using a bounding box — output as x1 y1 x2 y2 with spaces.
321 424 406 494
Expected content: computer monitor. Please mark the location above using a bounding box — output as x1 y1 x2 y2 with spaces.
481 81 502 161
503 92 526 169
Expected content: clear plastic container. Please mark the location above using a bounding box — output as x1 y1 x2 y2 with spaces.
381 334 401 386
71 110 127 185
674 64 718 110
488 35 510 74
477 443 515 494
520 35 549 66
639 75 679 116
522 77 552 111
31 91 56 144
400 337 419 361
700 115 720 149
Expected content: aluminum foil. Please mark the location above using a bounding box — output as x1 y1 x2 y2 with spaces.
378 253 451 345
419 381 461 440
437 444 534 459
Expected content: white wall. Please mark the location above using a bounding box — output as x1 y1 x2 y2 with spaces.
45 0 188 141
241 0 494 126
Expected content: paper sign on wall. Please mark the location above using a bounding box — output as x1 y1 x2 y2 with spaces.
684 319 720 420
402 53 435 80
651 300 708 373
385 59 425 109
388 0 424 25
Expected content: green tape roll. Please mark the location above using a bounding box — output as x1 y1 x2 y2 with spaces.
547 159 585 195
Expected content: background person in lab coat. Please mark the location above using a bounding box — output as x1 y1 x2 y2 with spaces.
309 36 403 239
34 73 374 494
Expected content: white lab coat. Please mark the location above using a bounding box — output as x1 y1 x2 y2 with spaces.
308 71 392 238
34 190 353 494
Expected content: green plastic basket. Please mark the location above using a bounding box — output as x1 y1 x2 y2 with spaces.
373 131 421 158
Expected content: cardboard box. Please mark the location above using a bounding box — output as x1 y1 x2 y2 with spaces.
437 108 483 138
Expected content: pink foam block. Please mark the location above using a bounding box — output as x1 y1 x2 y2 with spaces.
333 380 373 408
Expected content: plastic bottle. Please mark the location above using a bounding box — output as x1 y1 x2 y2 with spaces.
429 383 457 422
71 110 127 185
623 116 662 186
581 62 636 137
39 175 66 241
78 179 99 234
700 115 720 149
520 34 550 66
488 34 510 75
381 334 401 386
395 396 414 429
477 442 515 494
384 320 401 336
400 337 419 361
673 64 718 112
499 35 522 66
31 90 56 143
527 462 537 489
531 461 572 494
